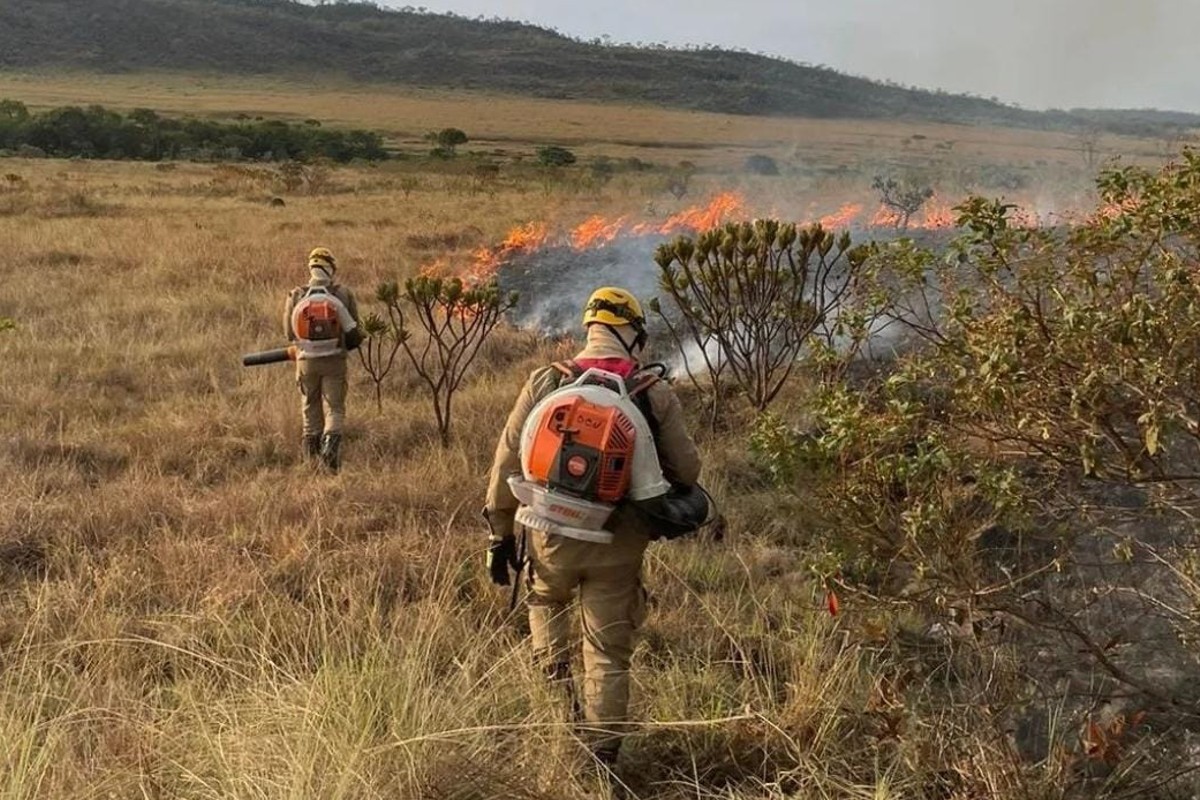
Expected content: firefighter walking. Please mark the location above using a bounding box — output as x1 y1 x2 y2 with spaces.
282 247 362 472
484 287 703 768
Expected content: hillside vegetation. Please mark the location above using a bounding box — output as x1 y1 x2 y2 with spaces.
2 0 1195 136
0 100 387 161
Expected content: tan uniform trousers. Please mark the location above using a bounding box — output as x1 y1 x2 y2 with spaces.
296 356 348 437
527 528 649 751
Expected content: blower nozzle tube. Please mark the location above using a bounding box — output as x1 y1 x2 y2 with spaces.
242 346 297 367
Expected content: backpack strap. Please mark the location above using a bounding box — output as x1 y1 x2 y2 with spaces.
552 361 582 383
551 359 663 444
627 371 662 441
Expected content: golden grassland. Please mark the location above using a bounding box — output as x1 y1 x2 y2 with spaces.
0 70 1171 170
0 151 1107 799
0 83 1173 796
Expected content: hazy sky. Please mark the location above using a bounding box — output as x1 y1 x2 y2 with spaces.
375 0 1196 112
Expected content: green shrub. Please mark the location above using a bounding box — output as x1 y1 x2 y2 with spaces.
536 145 576 167
0 100 387 163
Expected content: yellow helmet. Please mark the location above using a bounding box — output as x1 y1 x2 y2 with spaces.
307 247 336 272
582 287 645 329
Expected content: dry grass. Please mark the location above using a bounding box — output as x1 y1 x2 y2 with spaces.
1 150 1129 798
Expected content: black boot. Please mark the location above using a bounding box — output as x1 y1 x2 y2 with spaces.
546 661 583 722
593 745 619 770
302 434 321 462
320 432 342 473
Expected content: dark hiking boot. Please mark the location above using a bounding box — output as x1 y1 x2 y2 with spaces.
546 661 583 722
320 433 342 473
302 434 321 461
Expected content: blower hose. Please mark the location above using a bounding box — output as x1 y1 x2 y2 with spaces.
242 346 297 367
633 482 719 541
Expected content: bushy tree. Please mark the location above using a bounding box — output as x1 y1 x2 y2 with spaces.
651 220 870 414
378 277 517 447
426 127 468 158
536 145 576 167
771 152 1200 715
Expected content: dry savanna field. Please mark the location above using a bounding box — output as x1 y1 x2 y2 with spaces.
0 75 1186 799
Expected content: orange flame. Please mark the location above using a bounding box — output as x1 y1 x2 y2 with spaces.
571 215 630 249
910 195 956 230
420 257 450 278
431 221 550 284
870 205 904 229
817 203 864 230
632 191 747 237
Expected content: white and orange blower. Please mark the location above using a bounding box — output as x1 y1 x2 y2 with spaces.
507 367 710 543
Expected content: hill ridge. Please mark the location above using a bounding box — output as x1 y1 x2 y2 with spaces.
1 0 1196 136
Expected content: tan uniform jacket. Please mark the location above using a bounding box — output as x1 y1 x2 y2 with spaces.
485 338 701 540
282 283 361 349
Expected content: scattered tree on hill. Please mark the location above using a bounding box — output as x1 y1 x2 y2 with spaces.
665 162 696 200
589 156 615 184
378 276 517 447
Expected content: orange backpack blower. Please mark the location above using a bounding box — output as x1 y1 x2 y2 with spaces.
292 288 343 342
508 365 671 543
524 389 638 505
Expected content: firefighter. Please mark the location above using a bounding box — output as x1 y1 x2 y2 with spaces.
484 287 702 767
282 247 361 472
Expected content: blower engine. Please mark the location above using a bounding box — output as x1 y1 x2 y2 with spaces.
507 368 672 544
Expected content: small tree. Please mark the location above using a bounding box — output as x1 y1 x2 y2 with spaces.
380 276 517 447
537 145 576 167
872 175 934 230
652 220 870 414
356 306 403 413
426 127 468 158
1076 125 1103 171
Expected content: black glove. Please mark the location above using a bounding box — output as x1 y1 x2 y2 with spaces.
343 327 364 352
487 535 518 586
